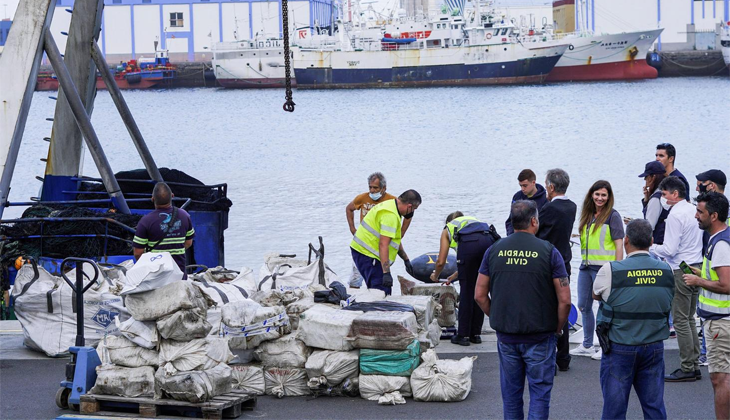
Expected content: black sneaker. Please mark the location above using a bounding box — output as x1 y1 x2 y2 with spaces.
450 335 470 346
696 370 702 380
557 363 570 372
664 368 697 382
470 336 482 344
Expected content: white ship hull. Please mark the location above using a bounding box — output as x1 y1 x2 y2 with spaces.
212 40 291 88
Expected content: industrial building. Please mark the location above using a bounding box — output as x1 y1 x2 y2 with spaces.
49 0 334 62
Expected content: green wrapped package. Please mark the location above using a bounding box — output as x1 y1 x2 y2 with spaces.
359 340 420 377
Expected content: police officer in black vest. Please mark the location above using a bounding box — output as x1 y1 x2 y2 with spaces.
593 219 674 420
475 200 571 419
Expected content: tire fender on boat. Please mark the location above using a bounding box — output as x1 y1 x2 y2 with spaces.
568 44 574 50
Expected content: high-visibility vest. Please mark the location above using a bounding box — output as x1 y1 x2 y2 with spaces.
350 199 402 264
446 216 480 250
580 210 619 266
698 227 730 319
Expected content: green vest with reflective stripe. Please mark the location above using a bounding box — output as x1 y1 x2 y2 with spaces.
597 254 674 345
350 199 402 264
446 216 480 250
580 211 619 266
698 227 730 319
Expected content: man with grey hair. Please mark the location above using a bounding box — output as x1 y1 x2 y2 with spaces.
593 219 674 419
133 182 195 277
346 173 410 287
537 169 577 371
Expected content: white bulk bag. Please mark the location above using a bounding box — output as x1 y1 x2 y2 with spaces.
12 264 129 357
305 350 359 388
121 252 183 295
158 337 234 375
410 350 476 402
256 253 336 292
191 268 254 307
297 305 363 351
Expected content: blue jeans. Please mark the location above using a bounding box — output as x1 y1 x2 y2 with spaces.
578 267 600 348
498 335 556 420
600 341 667 420
351 248 391 295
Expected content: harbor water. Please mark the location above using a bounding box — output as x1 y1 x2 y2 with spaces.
7 77 730 282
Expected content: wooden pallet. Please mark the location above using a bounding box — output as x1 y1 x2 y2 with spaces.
79 390 256 419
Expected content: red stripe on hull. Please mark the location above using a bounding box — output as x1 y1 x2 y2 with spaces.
547 59 658 82
35 78 161 91
217 78 297 88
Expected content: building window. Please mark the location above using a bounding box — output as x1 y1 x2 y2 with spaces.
170 12 184 28
112 0 121 3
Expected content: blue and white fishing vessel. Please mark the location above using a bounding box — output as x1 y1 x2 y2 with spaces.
293 2 568 88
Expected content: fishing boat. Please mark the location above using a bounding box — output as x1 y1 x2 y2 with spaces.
293 14 568 88
35 49 176 91
722 21 730 74
543 28 663 82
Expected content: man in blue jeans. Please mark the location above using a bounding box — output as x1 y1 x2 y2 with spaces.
476 200 571 420
593 219 675 419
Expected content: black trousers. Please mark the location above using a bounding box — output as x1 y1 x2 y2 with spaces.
556 262 572 369
455 232 493 338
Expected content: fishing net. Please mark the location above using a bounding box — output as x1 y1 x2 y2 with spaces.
77 168 232 211
0 205 142 268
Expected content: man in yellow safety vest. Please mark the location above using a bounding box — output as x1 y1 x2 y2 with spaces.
350 190 421 295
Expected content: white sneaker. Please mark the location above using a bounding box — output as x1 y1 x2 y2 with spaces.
570 345 595 357
591 349 603 360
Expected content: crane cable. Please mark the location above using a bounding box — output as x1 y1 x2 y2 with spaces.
281 0 295 112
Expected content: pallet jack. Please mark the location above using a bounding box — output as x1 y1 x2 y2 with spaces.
54 258 101 411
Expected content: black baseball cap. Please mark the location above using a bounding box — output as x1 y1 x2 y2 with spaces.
696 170 727 186
638 161 666 178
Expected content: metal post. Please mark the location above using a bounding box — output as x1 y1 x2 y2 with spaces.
43 32 131 215
90 42 163 183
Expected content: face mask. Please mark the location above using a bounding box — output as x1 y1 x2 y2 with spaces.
369 192 382 201
660 197 673 211
403 206 414 219
698 183 708 193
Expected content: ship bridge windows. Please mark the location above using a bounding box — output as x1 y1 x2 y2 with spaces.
170 12 184 28
501 28 508 36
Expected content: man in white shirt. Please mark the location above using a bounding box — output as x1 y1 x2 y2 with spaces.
651 176 704 382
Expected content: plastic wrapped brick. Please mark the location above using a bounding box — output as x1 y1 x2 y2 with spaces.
398 276 458 327
297 305 363 351
254 335 312 368
125 281 210 322
349 311 418 350
385 295 440 330
360 340 420 377
96 335 158 368
305 350 359 388
90 365 155 398
156 307 212 341
154 364 233 403
359 375 412 401
410 349 477 402
264 367 310 398
230 364 266 396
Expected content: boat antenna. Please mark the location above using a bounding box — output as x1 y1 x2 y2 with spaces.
281 0 295 112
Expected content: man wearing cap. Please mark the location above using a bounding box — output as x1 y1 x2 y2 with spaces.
697 169 727 198
656 143 691 201
649 177 704 382
640 161 670 245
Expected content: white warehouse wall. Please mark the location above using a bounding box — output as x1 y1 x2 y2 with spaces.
221 2 252 41
251 2 281 38
104 6 131 54
193 3 219 52
134 5 160 55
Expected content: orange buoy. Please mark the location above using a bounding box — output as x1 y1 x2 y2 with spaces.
14 256 25 270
